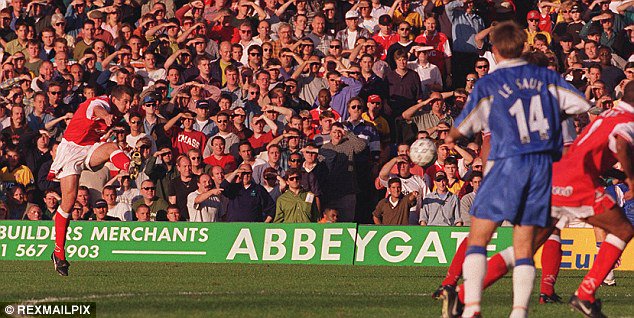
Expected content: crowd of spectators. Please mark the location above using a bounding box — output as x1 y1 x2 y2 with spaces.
0 0 632 225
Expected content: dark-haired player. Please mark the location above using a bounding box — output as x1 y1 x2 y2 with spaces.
49 85 134 276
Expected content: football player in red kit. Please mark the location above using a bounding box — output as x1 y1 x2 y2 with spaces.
49 85 134 276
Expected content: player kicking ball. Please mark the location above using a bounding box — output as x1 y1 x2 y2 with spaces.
437 82 634 318
49 85 134 276
447 21 590 318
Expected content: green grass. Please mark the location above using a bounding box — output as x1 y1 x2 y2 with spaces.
0 262 633 317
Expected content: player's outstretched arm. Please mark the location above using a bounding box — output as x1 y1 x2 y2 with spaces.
92 105 114 126
446 127 465 145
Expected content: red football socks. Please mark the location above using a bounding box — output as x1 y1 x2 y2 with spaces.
442 239 468 286
540 235 562 296
54 208 70 260
576 234 626 302
110 150 131 171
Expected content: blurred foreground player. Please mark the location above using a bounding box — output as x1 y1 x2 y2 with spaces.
551 82 634 317
447 21 590 318
440 81 634 318
49 85 134 276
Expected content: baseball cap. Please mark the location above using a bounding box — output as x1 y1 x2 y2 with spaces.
94 199 108 208
570 4 581 12
527 10 540 20
559 33 573 42
196 99 210 109
368 95 382 103
413 46 435 52
587 26 602 36
379 14 392 26
142 92 162 104
88 10 105 20
435 171 448 182
345 10 359 19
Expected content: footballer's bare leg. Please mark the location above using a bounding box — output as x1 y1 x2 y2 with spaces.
88 142 131 171
510 225 537 318
52 174 79 276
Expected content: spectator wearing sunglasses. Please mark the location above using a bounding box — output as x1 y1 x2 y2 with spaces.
273 168 320 223
132 179 169 221
525 10 552 47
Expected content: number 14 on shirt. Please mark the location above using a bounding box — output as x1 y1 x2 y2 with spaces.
508 95 551 144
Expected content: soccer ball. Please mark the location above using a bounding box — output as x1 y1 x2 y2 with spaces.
409 138 437 167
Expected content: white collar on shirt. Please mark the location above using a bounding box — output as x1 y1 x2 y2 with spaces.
494 58 527 70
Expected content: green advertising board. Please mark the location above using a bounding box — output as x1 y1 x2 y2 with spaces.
0 221 356 265
353 226 513 266
0 222 518 266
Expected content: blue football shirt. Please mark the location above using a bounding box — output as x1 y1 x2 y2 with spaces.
454 59 590 160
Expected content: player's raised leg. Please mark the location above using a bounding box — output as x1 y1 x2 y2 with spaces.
88 142 131 172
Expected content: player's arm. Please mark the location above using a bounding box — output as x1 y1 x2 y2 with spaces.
92 104 114 126
615 135 634 199
446 127 465 145
552 78 592 119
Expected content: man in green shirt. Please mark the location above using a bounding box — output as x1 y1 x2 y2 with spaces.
5 20 28 55
132 180 169 221
274 168 319 223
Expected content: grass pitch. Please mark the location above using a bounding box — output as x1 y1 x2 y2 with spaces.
0 261 633 317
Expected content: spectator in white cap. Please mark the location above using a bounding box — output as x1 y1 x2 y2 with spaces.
336 10 370 51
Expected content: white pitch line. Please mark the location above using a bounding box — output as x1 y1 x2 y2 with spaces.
110 250 206 255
